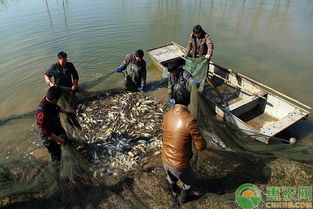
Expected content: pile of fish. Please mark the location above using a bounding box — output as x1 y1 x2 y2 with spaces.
75 90 168 176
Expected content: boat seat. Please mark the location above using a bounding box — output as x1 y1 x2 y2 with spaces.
260 111 306 136
228 91 267 116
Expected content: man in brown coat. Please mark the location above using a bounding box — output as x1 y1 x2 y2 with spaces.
162 86 206 204
185 25 214 59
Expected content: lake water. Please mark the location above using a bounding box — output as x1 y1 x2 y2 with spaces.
0 0 313 158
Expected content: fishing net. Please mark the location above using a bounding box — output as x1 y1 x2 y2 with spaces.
184 57 313 162
0 59 313 209
183 57 208 92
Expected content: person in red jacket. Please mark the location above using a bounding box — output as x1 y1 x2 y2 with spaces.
36 86 72 162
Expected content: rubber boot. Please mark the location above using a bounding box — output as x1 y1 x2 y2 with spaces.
179 188 191 204
170 183 181 198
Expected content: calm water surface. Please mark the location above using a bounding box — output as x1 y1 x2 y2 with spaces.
0 0 313 157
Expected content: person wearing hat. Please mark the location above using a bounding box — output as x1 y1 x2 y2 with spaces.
185 25 214 59
36 86 72 162
116 49 147 92
44 52 79 91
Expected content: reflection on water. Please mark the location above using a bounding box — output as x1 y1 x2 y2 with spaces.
61 0 68 30
44 0 69 29
0 0 312 153
45 0 53 27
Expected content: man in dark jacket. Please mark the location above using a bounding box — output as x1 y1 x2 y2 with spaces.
44 52 79 91
167 62 199 104
36 86 72 162
162 86 206 204
185 25 214 59
116 49 147 92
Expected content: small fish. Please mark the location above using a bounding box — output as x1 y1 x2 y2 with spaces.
75 90 168 175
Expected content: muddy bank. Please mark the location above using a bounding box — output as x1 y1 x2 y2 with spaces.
1 149 313 209
99 153 313 209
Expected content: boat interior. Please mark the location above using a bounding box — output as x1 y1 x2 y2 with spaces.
171 59 307 137
206 64 308 136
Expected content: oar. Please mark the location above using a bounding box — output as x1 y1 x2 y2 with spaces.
171 41 186 57
205 77 228 106
208 71 267 100
225 68 312 110
172 42 228 106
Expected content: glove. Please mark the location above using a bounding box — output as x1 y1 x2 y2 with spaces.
140 86 145 91
116 67 123 73
169 98 175 104
191 79 200 88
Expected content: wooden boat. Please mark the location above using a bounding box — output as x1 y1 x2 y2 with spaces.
147 42 311 144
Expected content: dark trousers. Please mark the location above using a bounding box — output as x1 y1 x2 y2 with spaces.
125 76 139 92
41 135 64 162
163 162 197 190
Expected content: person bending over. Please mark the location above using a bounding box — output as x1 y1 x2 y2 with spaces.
167 62 199 104
36 86 72 162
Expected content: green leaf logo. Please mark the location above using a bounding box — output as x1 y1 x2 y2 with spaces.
235 183 262 209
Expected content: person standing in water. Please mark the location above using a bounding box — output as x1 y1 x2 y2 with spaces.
116 49 147 92
44 52 79 91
